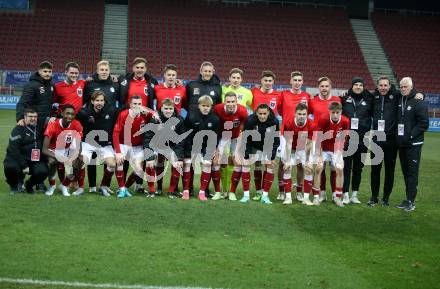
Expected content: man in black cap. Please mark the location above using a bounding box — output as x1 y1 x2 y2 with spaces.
340 77 373 205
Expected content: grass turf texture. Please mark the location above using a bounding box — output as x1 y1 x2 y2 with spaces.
0 110 439 289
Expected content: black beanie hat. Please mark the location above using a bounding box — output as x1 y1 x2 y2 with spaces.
352 77 364 86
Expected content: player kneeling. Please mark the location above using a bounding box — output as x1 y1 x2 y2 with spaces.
282 102 318 205
313 102 349 207
143 98 187 199
77 91 118 197
42 104 83 196
237 104 280 204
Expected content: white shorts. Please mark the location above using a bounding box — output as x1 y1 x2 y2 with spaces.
217 138 238 156
322 151 343 168
119 144 144 160
290 150 307 166
81 142 115 163
276 135 286 158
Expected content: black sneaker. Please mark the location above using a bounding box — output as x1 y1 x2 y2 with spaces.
382 199 390 207
24 181 34 194
367 198 379 207
135 187 145 195
404 201 416 212
36 182 47 192
395 200 409 209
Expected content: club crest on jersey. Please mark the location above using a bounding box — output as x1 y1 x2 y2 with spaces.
375 95 380 99
207 122 212 128
65 134 73 144
361 101 366 106
144 86 149 96
105 114 110 119
77 88 83 97
39 87 45 94
174 96 181 104
346 98 352 103
110 87 115 93
269 100 276 109
210 91 215 96
121 80 127 86
194 88 200 95
407 106 412 111
237 94 243 101
389 95 394 99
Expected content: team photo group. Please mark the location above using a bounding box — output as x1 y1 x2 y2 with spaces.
4 57 429 212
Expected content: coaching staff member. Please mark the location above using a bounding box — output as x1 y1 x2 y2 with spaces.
395 77 429 212
4 108 48 193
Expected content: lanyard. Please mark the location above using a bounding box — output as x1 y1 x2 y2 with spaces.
350 96 363 118
380 96 384 120
26 125 37 149
401 96 409 118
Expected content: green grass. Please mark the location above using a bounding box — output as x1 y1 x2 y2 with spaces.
0 110 439 289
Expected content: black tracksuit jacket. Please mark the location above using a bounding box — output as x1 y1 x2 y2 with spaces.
185 74 222 114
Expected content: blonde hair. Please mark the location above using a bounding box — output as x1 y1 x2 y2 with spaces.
198 95 213 105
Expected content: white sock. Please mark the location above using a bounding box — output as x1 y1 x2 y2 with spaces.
285 192 292 200
262 191 268 197
243 191 250 197
352 191 358 197
344 192 349 197
303 193 310 200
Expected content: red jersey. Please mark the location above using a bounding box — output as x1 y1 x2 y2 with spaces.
251 87 281 115
213 103 248 139
316 113 350 152
279 90 311 133
154 83 187 113
44 119 83 150
283 118 315 151
309 95 341 122
53 80 86 114
113 109 152 153
126 78 149 106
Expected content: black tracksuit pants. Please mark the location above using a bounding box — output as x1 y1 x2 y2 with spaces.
4 161 48 189
343 139 368 193
399 145 423 203
370 136 398 201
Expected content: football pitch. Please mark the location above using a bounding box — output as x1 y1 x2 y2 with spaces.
0 109 439 289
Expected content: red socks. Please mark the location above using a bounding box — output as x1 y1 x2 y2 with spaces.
262 171 274 192
168 167 181 193
101 167 114 187
230 171 242 193
242 171 250 192
200 171 211 192
116 168 125 188
211 170 221 192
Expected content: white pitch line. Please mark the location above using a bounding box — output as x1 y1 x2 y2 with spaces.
0 277 228 289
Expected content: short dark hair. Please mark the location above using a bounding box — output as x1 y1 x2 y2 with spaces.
161 98 174 107
261 70 275 79
328 101 342 111
256 103 271 111
163 64 177 73
24 108 37 115
224 91 237 99
229 68 244 77
39 61 53 70
65 62 80 71
62 104 75 111
295 102 308 111
291 71 303 78
130 95 142 102
377 76 391 85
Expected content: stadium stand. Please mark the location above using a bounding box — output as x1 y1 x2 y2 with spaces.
373 11 440 93
128 0 374 89
0 0 104 73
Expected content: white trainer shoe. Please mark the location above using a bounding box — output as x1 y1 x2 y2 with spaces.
350 196 361 204
342 193 350 205
59 184 70 196
319 191 327 202
72 188 84 196
296 193 303 202
312 197 320 206
282 198 292 205
99 186 111 197
45 185 56 196
333 197 344 207
302 198 314 206
277 192 286 200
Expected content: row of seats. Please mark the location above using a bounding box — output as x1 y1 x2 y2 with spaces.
373 11 440 92
0 0 104 73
